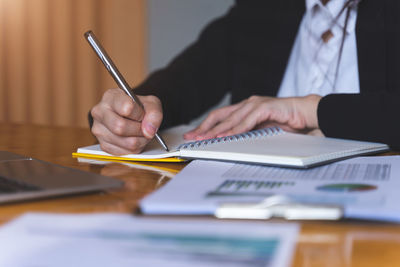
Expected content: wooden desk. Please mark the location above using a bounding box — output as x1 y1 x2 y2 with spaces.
0 123 400 267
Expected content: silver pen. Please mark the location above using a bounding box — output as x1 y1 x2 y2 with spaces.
84 30 169 151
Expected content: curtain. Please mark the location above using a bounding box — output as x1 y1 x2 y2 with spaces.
0 0 147 127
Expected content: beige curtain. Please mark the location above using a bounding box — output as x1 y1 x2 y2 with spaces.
0 0 147 127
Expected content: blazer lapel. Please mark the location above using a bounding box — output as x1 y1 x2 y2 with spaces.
356 0 386 93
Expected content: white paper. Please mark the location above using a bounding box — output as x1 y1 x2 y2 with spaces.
0 213 298 267
140 156 400 222
77 125 194 159
77 124 388 167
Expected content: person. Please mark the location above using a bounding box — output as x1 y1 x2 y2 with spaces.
90 0 400 155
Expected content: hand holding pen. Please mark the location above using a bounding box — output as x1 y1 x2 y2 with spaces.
85 30 169 154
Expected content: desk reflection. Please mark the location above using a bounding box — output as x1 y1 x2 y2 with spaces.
296 224 400 267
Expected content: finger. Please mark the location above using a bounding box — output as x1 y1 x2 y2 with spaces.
183 129 201 140
218 105 272 137
183 126 198 140
141 95 163 139
101 108 144 137
256 122 306 134
99 138 148 155
93 122 149 153
218 97 302 137
99 141 133 155
184 104 242 140
107 88 145 122
199 103 255 139
307 129 324 136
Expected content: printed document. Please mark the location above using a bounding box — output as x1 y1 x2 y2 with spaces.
140 156 400 222
0 213 298 267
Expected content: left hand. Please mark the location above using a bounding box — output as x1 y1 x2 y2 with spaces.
184 94 322 140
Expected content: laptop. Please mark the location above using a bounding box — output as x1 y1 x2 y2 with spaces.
0 151 123 204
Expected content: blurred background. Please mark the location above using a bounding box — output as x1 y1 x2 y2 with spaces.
0 0 232 128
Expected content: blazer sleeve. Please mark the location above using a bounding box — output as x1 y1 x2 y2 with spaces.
134 8 235 129
317 93 400 149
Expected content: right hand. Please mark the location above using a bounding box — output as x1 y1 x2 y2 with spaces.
90 88 163 155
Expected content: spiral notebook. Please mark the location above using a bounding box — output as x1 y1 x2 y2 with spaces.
74 125 389 168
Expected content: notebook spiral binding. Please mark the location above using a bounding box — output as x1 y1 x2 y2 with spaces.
177 126 284 150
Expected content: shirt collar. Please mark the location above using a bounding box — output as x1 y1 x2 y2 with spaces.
306 0 357 33
306 0 345 12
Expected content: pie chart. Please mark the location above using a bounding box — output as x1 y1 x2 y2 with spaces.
316 183 377 192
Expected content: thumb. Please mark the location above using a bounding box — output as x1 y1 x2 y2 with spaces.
140 96 163 139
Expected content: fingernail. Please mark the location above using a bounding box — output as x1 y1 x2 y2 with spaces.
183 134 192 140
143 122 157 138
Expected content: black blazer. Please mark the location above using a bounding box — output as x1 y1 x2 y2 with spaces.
135 0 400 149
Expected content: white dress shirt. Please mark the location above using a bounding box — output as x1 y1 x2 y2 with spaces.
277 0 360 97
